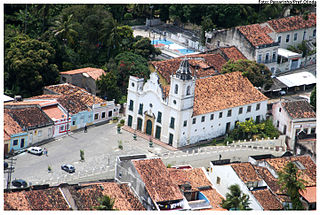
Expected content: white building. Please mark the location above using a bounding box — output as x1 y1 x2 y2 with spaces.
126 59 268 148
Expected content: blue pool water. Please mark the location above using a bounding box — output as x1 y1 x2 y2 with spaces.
177 49 195 55
151 40 173 45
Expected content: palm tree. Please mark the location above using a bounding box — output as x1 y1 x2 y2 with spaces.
51 14 78 47
95 195 116 210
278 162 306 210
221 184 251 210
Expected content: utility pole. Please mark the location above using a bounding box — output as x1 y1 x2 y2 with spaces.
5 157 17 190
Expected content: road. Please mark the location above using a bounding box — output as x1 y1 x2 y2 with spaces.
4 122 284 187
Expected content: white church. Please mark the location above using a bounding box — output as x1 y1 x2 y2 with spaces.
126 59 268 148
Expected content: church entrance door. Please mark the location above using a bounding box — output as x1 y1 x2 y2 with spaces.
146 120 153 135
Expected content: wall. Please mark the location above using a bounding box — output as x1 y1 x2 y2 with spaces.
208 164 263 210
60 73 97 95
27 125 54 146
93 102 120 124
10 132 28 152
70 111 93 131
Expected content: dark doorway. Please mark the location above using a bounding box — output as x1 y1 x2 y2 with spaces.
137 118 143 131
226 122 231 133
155 126 161 139
169 133 173 146
146 120 152 135
128 115 133 127
20 138 25 148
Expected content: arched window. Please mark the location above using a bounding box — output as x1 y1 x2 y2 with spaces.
186 86 190 95
174 84 178 94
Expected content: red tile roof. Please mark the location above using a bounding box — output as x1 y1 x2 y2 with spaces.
42 105 66 120
68 184 104 210
267 13 316 33
60 67 105 80
4 109 24 137
132 158 183 203
299 186 316 203
254 166 281 194
168 168 224 210
282 100 316 119
4 191 32 210
251 188 283 210
193 72 268 115
24 187 70 210
237 24 274 46
231 162 261 183
219 46 247 61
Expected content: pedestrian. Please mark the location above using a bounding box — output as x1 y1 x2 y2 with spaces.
84 125 87 133
44 148 48 156
219 154 222 160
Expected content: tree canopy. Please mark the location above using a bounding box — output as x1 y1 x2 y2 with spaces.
221 59 273 90
310 86 316 111
94 195 116 210
221 184 251 210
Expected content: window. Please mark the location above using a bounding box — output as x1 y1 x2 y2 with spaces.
101 112 106 118
286 34 290 43
313 29 316 37
279 108 281 112
72 120 76 126
157 111 162 123
227 110 232 117
283 125 287 135
277 120 279 128
38 130 42 137
256 115 260 123
246 118 250 121
183 120 187 127
201 116 205 122
138 103 143 115
173 100 176 105
20 138 25 148
186 86 190 95
60 125 65 132
278 36 281 43
265 53 269 63
170 117 175 129
94 113 99 120
129 100 134 111
272 52 276 62
108 111 112 117
294 33 298 41
247 106 251 113
192 118 196 124
235 120 239 127
219 112 223 118
149 103 153 108
311 127 316 133
256 103 260 111
216 177 221 185
174 84 178 94
210 114 214 120
303 31 306 40
239 107 243 114
13 139 18 146
257 54 262 63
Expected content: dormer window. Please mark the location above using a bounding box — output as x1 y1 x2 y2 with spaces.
175 84 178 94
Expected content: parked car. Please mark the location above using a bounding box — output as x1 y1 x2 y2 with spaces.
61 164 75 173
12 179 28 188
27 147 43 155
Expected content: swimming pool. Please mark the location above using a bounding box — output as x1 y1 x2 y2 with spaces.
151 39 195 55
151 39 173 45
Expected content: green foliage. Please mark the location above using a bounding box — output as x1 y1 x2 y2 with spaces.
221 184 251 210
221 59 273 90
5 33 59 97
310 86 316 111
278 162 306 210
48 165 52 172
95 195 116 210
120 119 125 125
287 41 308 57
80 150 84 161
167 164 172 168
118 140 123 150
96 71 121 102
229 119 280 141
133 37 161 60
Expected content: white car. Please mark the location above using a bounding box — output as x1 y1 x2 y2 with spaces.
27 147 43 155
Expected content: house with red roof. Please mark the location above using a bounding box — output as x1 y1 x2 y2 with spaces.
60 67 106 95
126 59 268 147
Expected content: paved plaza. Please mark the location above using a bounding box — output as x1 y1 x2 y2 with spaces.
4 122 284 187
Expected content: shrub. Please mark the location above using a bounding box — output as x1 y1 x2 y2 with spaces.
120 119 125 125
80 150 85 161
118 140 123 150
112 117 119 122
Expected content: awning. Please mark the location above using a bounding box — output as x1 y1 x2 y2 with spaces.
278 48 302 59
276 72 316 88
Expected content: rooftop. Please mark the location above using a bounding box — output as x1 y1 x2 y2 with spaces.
267 13 316 33
231 162 261 183
251 188 283 210
132 158 183 203
281 100 316 119
193 72 268 115
237 24 275 46
276 71 316 88
219 46 247 61
60 67 106 80
254 166 281 194
42 105 66 120
4 109 24 138
299 186 316 203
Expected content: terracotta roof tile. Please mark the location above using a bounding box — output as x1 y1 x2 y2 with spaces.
4 109 23 136
132 158 183 202
237 24 274 46
251 188 283 210
220 46 247 61
4 191 32 210
193 72 268 115
68 184 104 210
5 106 53 129
254 166 281 194
168 168 224 210
60 67 105 80
282 100 316 119
24 187 70 210
231 162 261 183
299 186 316 203
42 105 66 120
267 13 316 33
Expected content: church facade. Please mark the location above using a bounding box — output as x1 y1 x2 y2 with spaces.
126 59 268 148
